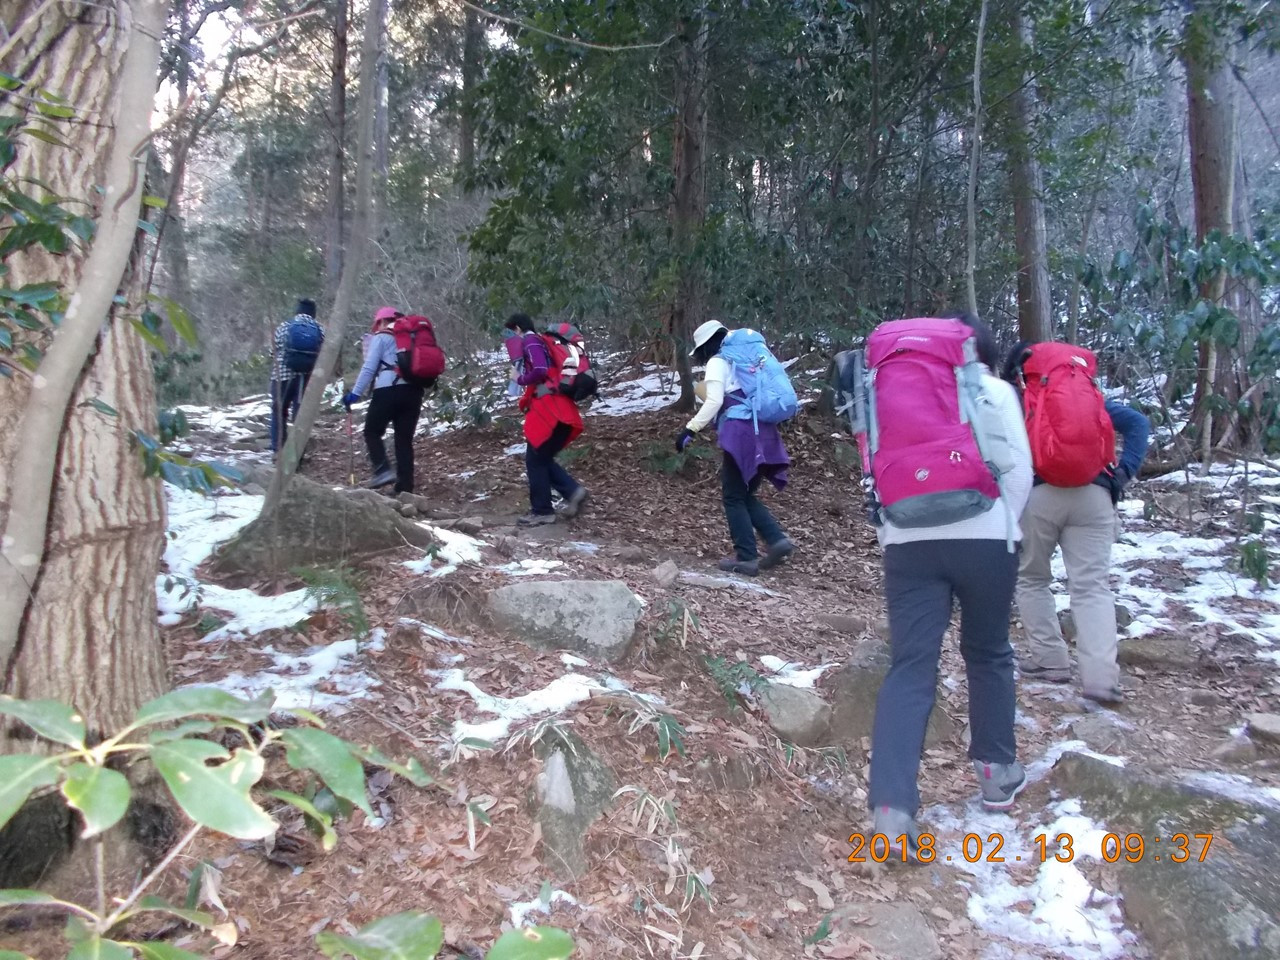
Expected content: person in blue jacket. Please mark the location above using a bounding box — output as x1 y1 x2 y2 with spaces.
1003 342 1151 705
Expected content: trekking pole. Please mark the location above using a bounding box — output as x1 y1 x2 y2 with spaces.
345 402 355 487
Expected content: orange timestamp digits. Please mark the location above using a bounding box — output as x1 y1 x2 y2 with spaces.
847 831 1214 864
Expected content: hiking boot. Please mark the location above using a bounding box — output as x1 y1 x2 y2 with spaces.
870 806 925 863
718 557 759 576
758 537 795 571
517 511 558 527
558 486 589 519
365 467 395 489
973 760 1027 811
1083 685 1124 706
1020 663 1071 684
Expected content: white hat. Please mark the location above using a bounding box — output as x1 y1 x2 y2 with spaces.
689 320 727 356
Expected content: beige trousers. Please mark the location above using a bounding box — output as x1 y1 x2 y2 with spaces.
1016 483 1120 694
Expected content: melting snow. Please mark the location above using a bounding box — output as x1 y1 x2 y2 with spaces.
508 890 580 928
759 655 835 688
589 368 680 417
195 638 379 715
496 558 565 577
403 524 487 577
503 443 527 456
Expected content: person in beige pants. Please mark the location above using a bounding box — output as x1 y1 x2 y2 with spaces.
1015 400 1150 704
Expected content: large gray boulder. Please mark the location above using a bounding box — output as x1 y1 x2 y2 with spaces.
213 473 435 577
760 683 832 747
534 732 616 880
831 902 942 960
825 641 955 747
1117 636 1198 669
486 579 642 661
1052 752 1280 960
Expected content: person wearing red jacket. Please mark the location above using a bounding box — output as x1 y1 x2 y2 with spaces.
504 314 589 526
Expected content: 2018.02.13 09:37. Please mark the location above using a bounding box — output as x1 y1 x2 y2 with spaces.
846 831 1215 864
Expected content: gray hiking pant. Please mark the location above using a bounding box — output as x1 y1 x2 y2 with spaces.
1016 483 1120 695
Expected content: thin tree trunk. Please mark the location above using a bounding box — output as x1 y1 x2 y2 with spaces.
965 0 990 318
324 0 348 299
459 4 482 183
263 0 386 517
1007 9 1052 342
903 109 935 316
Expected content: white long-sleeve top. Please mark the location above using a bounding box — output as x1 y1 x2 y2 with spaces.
876 373 1033 547
686 356 742 432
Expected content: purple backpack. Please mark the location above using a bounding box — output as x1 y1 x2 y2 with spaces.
864 318 1002 528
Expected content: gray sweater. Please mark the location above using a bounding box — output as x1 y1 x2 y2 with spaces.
352 332 401 396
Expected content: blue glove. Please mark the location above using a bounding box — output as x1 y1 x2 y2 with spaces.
342 391 361 409
675 428 695 453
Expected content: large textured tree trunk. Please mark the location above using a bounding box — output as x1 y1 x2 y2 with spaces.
324 0 349 300
459 5 482 183
1183 5 1237 461
663 12 708 412
0 0 170 889
1007 9 1052 343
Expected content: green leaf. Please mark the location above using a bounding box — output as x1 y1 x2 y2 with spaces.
0 889 58 906
467 802 492 827
61 764 130 838
151 741 274 839
136 218 158 237
0 696 86 746
132 944 204 960
0 755 61 830
281 728 371 817
133 688 273 728
803 912 832 945
33 102 74 119
141 195 168 209
458 738 494 751
268 789 337 852
146 719 217 745
485 927 575 960
132 895 213 929
352 746 434 788
130 317 168 353
0 950 36 959
148 294 196 346
316 912 444 960
84 398 119 418
21 126 69 148
66 940 133 960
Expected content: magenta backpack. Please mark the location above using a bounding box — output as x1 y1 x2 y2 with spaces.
862 318 1004 528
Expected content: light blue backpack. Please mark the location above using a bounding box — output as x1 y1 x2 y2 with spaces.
718 328 798 429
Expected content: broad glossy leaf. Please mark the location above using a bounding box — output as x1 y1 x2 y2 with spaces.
61 764 130 838
65 939 132 960
151 741 274 839
281 728 371 816
133 688 273 727
0 756 61 830
354 746 434 787
133 944 203 960
145 719 216 745
315 912 444 960
268 789 336 852
133 895 213 929
485 927 575 960
0 696 86 746
0 889 57 906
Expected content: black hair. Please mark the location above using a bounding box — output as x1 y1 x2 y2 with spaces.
1002 339 1033 384
692 327 728 365
295 298 317 317
951 312 998 370
505 312 535 334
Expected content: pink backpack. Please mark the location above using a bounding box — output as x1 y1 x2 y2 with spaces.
862 318 1006 529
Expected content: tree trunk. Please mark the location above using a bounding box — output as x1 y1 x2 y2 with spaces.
324 0 348 299
263 0 386 518
459 4 482 183
964 0 990 318
663 12 709 412
1183 5 1237 460
0 0 170 888
1007 9 1052 343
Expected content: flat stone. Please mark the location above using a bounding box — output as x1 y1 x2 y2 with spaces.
1245 713 1280 746
652 559 679 589
1115 603 1134 628
831 902 942 960
399 503 417 518
486 580 642 661
1069 712 1126 753
1117 636 1198 670
816 613 869 637
617 546 648 564
826 641 955 747
760 683 832 747
1210 736 1258 765
1191 689 1225 707
677 572 779 596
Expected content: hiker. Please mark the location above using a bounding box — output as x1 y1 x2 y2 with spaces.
504 313 588 526
342 306 429 493
854 315 1033 853
1003 341 1152 705
677 321 796 576
269 298 323 455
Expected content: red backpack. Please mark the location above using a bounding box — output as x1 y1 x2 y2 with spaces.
1020 343 1115 486
391 315 446 388
539 322 598 403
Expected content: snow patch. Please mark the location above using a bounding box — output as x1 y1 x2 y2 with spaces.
759 655 835 688
496 558 565 577
197 638 379 715
508 890 580 928
589 368 680 417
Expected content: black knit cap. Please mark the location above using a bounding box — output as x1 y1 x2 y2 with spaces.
296 298 317 317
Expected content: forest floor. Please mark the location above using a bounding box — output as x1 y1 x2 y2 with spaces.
13 358 1280 960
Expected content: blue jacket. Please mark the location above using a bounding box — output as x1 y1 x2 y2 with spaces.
1033 399 1150 499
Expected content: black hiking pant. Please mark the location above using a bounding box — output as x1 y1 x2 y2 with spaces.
525 422 581 515
364 383 425 493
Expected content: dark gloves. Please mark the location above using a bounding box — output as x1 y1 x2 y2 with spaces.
1106 466 1130 503
342 391 360 409
675 428 695 453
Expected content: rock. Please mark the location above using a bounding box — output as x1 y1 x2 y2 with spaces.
1115 603 1134 629
826 641 955 747
399 503 418 518
830 902 942 960
1052 752 1280 960
760 683 832 747
1117 636 1198 670
694 751 765 792
1245 713 1280 746
1191 689 1224 707
1069 712 1126 753
486 580 642 661
617 546 648 564
534 732 616 880
455 517 484 535
494 535 521 558
1058 608 1077 641
816 613 869 637
873 619 891 641
1210 736 1258 765
652 559 679 589
242 482 267 497
212 473 435 577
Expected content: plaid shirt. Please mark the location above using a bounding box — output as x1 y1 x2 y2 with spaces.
271 314 324 382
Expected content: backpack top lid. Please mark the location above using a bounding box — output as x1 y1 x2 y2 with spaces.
1021 341 1098 379
396 313 433 330
546 321 585 346
866 317 976 369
